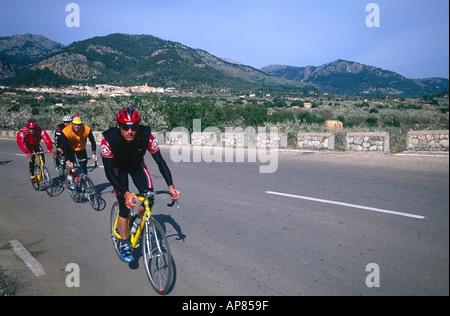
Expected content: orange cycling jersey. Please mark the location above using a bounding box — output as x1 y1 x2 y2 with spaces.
62 124 91 152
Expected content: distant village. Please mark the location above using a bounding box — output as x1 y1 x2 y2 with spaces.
12 83 176 98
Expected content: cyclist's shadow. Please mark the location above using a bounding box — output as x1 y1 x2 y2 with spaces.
129 214 186 295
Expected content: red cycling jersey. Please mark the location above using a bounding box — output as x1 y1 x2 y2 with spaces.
17 126 53 153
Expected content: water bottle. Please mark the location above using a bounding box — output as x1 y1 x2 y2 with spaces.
73 170 79 183
131 216 142 234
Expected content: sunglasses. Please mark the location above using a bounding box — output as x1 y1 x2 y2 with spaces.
120 124 139 132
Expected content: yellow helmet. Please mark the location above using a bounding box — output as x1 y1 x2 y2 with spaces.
72 115 82 125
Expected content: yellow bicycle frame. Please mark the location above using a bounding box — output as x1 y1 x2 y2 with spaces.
113 196 152 249
30 154 45 182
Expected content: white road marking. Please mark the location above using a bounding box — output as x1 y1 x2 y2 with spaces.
15 153 104 168
9 239 47 277
265 191 425 220
395 153 449 158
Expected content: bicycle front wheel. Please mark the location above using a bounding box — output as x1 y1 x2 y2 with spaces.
83 177 100 211
142 218 173 295
110 202 122 260
31 165 40 191
53 156 64 177
65 172 81 203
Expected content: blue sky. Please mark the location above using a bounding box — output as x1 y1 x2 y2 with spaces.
1 0 448 79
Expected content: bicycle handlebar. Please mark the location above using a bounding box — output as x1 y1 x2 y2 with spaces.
29 150 54 155
72 157 99 169
133 190 178 208
29 150 55 158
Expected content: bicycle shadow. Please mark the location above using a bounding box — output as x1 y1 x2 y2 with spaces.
51 175 108 212
47 175 65 197
128 214 186 295
153 214 187 243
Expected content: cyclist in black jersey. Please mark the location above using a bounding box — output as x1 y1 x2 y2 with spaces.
101 107 180 263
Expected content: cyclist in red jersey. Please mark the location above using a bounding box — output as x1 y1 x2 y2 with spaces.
17 118 54 183
101 107 180 263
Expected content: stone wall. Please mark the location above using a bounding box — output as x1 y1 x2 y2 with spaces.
165 131 190 145
1 130 17 139
3 129 449 153
221 132 249 147
297 133 335 150
346 132 389 152
191 132 221 147
255 133 287 148
219 132 287 148
407 130 449 151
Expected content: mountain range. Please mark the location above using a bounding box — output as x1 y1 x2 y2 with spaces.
1 33 448 97
0 33 313 94
0 34 65 71
261 61 449 96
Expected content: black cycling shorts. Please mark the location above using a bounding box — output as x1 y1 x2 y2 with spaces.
113 161 154 218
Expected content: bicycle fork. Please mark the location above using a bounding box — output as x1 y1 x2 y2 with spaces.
141 201 165 259
149 223 165 259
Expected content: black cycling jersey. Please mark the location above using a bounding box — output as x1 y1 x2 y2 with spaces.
101 126 173 198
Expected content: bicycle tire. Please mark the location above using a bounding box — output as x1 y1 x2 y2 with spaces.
110 202 123 260
42 166 53 197
31 165 40 191
83 176 100 210
53 156 64 177
142 218 173 295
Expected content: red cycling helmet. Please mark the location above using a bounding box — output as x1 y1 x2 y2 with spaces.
116 107 141 125
26 118 38 129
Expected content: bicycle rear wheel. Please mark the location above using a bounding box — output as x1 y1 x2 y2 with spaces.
142 218 173 295
42 166 53 197
83 176 100 210
110 202 126 260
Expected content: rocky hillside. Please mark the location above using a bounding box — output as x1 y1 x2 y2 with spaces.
2 33 314 93
0 58 16 80
1 33 447 96
0 34 65 71
261 60 449 96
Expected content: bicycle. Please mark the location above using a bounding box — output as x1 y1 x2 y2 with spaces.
110 190 177 295
64 157 100 211
29 150 53 197
53 149 65 177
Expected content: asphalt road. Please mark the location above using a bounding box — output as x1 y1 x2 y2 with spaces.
0 138 448 296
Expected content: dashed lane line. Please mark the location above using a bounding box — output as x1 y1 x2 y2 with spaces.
9 239 47 277
265 191 425 220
